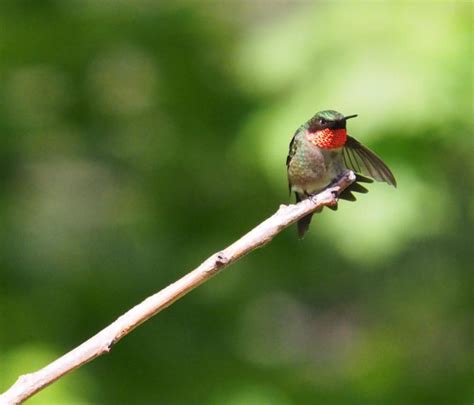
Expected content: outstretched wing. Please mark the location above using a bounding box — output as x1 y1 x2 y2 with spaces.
343 136 397 187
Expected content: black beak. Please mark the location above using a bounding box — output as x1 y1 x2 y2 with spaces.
344 114 358 120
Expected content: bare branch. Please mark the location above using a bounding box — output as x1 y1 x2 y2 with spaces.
0 171 356 405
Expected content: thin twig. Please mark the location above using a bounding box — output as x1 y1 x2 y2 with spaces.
0 171 356 405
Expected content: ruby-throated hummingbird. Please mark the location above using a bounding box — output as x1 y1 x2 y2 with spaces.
286 110 396 238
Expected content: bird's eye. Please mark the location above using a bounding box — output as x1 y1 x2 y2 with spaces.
319 118 327 125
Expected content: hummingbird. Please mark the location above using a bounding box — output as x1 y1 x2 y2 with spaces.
286 110 396 238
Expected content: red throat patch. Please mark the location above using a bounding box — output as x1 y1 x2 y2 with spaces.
307 128 347 149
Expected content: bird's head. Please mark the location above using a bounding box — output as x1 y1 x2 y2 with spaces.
306 110 358 149
308 110 357 131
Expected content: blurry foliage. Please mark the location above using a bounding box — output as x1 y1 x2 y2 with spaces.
0 1 473 404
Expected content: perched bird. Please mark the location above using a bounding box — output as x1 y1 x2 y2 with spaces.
286 110 396 238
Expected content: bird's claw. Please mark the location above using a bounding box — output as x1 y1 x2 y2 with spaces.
309 194 319 204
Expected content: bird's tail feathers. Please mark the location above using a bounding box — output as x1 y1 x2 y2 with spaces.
295 174 373 238
297 213 313 239
295 192 321 239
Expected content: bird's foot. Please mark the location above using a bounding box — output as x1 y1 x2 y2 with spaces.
309 193 319 204
308 189 338 207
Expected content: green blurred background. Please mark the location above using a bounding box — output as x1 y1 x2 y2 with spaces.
1 1 473 404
